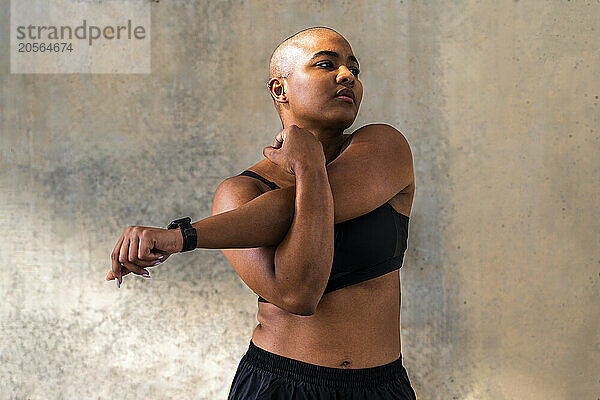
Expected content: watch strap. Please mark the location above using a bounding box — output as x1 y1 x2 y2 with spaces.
167 217 197 252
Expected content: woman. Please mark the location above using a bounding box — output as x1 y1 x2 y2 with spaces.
106 26 417 399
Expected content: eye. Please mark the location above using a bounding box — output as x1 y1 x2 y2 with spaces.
316 60 334 68
316 61 360 77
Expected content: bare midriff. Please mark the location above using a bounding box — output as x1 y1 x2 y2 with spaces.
251 269 402 369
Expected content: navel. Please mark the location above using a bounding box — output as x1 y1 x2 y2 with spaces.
338 360 352 368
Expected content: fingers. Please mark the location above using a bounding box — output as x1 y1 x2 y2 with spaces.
138 233 162 261
107 269 119 280
118 234 153 279
111 235 125 286
118 237 130 277
120 258 150 277
129 235 139 264
263 145 274 159
106 263 146 281
108 227 165 287
270 128 286 150
128 229 161 264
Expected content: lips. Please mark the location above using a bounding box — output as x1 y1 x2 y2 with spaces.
335 88 355 103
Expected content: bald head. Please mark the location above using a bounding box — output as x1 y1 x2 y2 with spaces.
268 26 344 81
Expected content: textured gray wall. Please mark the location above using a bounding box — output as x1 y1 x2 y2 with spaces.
1 1 599 399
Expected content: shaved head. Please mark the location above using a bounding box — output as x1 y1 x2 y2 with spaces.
268 27 349 118
265 25 361 130
268 26 344 82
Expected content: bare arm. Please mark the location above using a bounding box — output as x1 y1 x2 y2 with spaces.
271 164 334 315
205 124 413 313
210 163 333 316
194 184 296 248
195 124 413 249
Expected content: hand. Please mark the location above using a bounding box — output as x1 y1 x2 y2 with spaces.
262 125 326 175
106 225 182 287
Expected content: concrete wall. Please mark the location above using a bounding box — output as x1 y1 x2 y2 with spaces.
1 1 598 399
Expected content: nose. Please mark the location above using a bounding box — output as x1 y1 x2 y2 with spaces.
336 65 355 85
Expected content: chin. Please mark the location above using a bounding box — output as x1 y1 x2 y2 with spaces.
318 108 357 128
300 107 358 129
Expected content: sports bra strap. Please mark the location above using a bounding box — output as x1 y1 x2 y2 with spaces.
238 170 280 190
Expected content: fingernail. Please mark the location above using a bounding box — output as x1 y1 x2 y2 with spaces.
157 255 164 260
116 278 120 288
153 261 162 266
142 273 151 278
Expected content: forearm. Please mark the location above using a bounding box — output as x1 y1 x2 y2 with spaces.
190 185 296 249
272 165 334 309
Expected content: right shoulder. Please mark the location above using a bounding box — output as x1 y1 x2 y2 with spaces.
211 173 264 215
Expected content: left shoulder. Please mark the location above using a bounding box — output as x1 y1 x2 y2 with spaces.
351 123 411 151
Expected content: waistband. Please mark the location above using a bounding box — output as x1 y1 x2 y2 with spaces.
241 339 406 389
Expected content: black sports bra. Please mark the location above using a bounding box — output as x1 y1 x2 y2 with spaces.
237 169 410 304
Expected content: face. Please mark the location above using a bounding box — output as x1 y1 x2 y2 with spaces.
281 32 363 130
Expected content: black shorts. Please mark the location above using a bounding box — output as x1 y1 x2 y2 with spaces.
227 339 417 400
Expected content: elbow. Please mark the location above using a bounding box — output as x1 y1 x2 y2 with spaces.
276 262 328 316
282 295 317 316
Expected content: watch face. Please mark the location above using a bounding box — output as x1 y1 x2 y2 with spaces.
168 217 191 229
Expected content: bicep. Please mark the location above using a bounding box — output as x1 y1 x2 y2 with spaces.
211 177 286 306
326 124 414 223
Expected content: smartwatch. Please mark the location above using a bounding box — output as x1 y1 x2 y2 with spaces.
167 217 197 252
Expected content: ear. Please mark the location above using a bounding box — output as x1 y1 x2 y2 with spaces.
268 78 288 105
